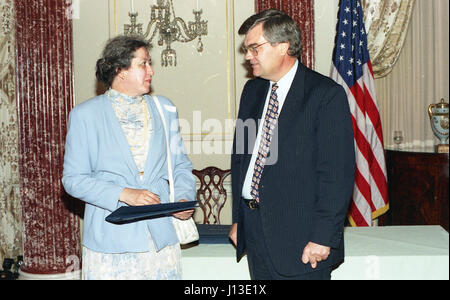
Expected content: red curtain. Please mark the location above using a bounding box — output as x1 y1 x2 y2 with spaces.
15 0 81 275
255 0 315 69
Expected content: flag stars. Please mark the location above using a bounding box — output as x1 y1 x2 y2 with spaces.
334 1 371 83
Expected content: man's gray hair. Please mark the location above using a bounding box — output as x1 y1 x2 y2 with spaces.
238 9 302 59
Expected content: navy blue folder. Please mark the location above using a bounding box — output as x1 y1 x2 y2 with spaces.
196 224 231 244
105 201 198 224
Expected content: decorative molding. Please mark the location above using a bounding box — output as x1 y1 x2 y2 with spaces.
19 270 81 280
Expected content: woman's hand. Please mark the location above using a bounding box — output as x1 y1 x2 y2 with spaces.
172 199 195 220
119 188 161 206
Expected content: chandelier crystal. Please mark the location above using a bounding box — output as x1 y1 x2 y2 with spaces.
124 0 208 67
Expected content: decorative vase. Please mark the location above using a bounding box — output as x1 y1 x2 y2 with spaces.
428 98 449 153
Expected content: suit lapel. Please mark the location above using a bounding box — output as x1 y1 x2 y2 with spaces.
262 64 306 178
141 96 165 183
241 80 270 175
103 94 168 185
103 95 140 178
276 64 306 146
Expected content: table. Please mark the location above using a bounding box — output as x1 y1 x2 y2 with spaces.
382 148 449 230
181 226 449 280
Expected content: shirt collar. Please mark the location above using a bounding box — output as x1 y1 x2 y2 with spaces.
108 88 144 105
270 59 298 105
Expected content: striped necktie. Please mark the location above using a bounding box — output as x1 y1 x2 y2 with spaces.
250 83 279 203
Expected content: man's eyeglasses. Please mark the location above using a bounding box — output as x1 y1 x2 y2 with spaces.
241 41 271 56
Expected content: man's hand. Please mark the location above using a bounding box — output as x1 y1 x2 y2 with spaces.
301 242 330 269
229 223 238 246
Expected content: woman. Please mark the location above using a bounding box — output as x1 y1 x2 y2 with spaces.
62 35 196 280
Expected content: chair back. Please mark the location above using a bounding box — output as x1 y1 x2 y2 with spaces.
192 167 231 224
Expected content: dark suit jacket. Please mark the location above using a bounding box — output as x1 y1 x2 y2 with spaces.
231 62 355 277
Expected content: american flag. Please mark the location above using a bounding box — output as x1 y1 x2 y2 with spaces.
331 0 389 226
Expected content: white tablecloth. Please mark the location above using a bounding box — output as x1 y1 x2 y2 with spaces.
181 225 449 280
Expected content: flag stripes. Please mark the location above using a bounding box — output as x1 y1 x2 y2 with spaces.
331 0 389 226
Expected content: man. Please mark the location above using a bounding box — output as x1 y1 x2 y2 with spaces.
229 9 355 280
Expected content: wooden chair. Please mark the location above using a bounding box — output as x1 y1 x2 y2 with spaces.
192 167 231 224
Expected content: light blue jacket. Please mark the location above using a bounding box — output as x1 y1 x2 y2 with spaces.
62 93 196 253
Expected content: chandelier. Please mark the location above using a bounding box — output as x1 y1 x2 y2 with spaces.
124 0 208 67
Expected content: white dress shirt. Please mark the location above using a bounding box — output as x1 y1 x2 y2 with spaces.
242 60 299 199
